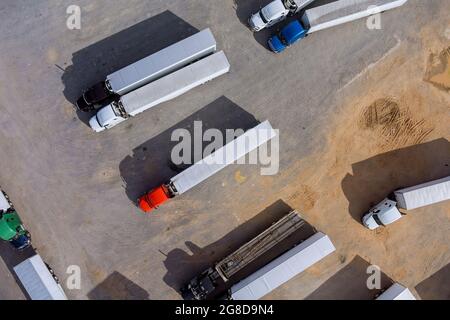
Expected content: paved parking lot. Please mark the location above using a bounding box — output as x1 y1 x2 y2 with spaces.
0 0 448 299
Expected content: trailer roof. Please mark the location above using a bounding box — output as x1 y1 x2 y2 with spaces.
13 254 67 300
230 232 336 300
171 120 276 195
376 283 416 300
120 51 230 116
394 175 450 210
107 28 216 94
302 0 408 33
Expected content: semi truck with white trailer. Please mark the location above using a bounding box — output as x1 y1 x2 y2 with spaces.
376 283 416 300
248 0 316 32
268 0 409 52
139 120 277 212
89 51 230 132
77 28 217 111
181 211 336 300
0 189 31 250
362 175 450 230
14 254 67 300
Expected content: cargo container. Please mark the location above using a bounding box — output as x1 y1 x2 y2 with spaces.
13 254 67 300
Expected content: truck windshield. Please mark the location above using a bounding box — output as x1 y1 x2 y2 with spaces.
373 214 384 226
259 11 269 24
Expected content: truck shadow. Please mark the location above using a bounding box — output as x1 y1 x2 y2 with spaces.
119 96 259 206
87 271 150 300
306 255 393 300
341 138 450 224
233 0 337 50
0 242 37 299
415 263 450 300
161 200 317 298
61 10 199 127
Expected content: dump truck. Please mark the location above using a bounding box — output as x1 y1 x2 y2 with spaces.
181 212 335 300
139 120 277 212
363 175 450 230
268 0 409 52
89 51 230 132
0 189 31 250
77 28 217 111
14 254 67 300
376 283 416 300
248 0 316 32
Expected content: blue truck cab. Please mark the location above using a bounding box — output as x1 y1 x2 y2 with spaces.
268 20 308 53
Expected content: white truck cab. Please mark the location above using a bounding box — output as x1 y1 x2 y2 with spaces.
249 0 289 31
89 102 126 133
362 199 403 230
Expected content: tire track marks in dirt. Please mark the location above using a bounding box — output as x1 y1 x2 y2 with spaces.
359 98 434 150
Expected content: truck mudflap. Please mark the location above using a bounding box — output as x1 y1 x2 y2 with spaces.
139 185 171 212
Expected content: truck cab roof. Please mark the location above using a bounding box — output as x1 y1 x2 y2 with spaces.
0 210 23 241
261 1 287 21
268 20 307 53
362 199 402 230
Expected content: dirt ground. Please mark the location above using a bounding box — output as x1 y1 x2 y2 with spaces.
263 16 450 299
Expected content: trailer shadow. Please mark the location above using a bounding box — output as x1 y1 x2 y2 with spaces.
161 200 317 299
87 271 150 300
0 242 37 299
119 96 259 206
233 0 337 50
306 255 393 300
341 138 450 225
61 10 199 126
415 263 450 300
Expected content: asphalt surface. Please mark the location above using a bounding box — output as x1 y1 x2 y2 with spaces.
0 0 447 299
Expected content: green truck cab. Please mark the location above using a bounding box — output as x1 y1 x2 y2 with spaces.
0 190 31 250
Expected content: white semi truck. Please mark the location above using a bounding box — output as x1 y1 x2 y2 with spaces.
248 0 316 31
181 211 336 300
14 254 67 300
89 51 230 132
77 28 217 111
139 120 277 212
363 176 450 230
268 0 409 52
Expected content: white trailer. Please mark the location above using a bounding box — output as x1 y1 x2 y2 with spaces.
376 283 416 300
230 232 336 300
77 28 217 110
89 51 230 132
0 190 11 212
13 254 67 300
171 120 276 195
394 176 450 210
363 175 450 230
139 120 277 212
302 0 409 33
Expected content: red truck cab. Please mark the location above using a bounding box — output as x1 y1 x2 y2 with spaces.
139 185 171 212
